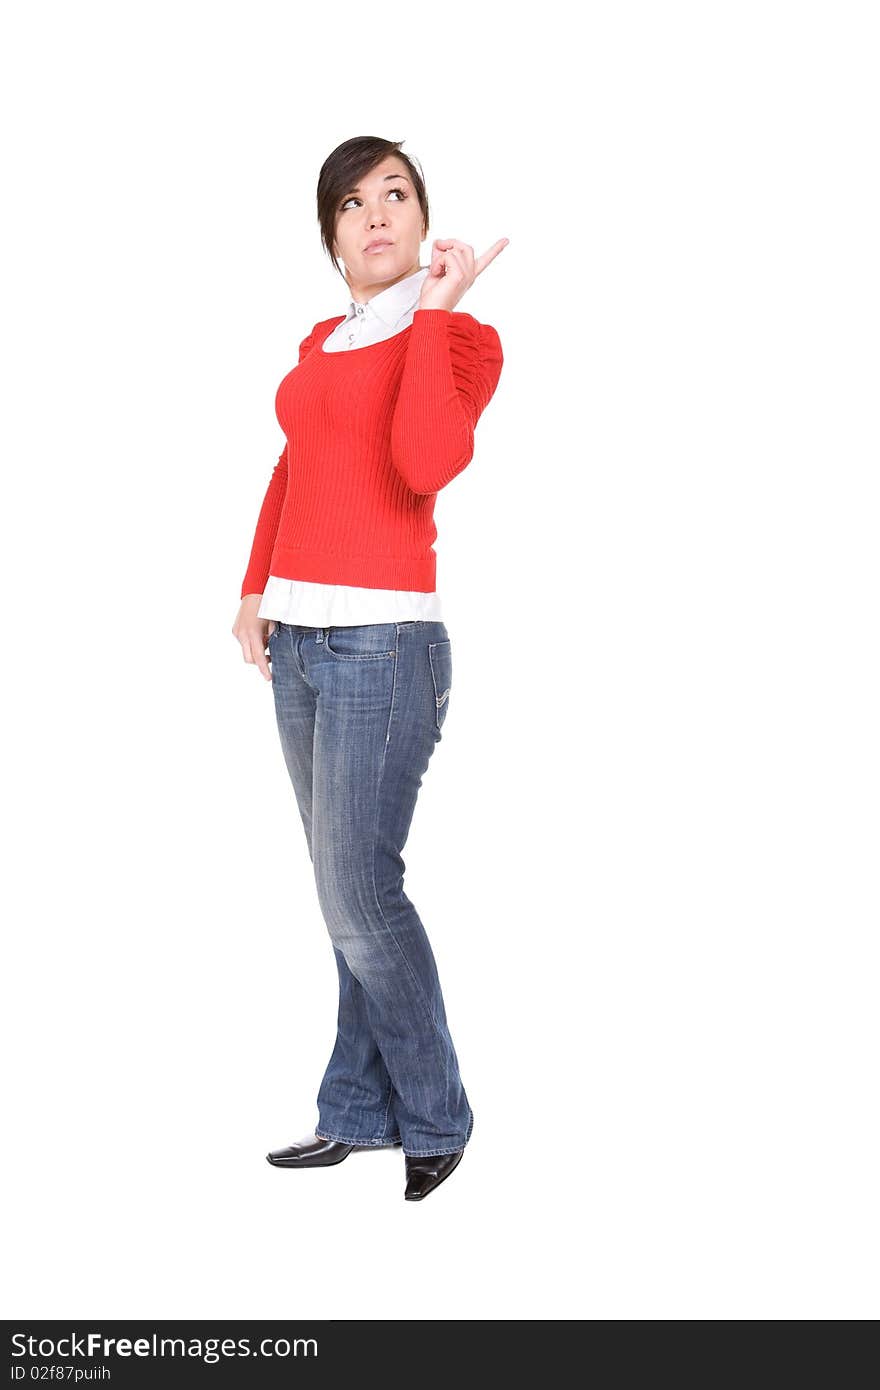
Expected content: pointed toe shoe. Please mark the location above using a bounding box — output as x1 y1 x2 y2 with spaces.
404 1148 464 1200
266 1133 402 1168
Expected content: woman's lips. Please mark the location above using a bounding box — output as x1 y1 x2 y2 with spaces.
364 242 393 253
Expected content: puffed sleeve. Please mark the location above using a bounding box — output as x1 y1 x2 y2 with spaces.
390 308 504 494
239 326 318 598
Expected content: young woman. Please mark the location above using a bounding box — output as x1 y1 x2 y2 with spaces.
232 136 507 1202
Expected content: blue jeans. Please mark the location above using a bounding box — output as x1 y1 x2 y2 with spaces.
267 618 474 1158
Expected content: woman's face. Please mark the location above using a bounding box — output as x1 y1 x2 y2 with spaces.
332 156 426 298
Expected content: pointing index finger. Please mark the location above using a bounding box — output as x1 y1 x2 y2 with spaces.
475 238 510 276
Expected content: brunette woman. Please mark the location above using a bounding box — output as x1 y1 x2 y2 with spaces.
233 136 506 1201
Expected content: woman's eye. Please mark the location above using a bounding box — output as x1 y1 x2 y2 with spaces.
341 188 407 210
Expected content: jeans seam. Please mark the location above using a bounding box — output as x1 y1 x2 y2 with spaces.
384 634 399 748
314 1128 401 1147
403 1142 467 1157
370 635 443 1035
379 1078 394 1142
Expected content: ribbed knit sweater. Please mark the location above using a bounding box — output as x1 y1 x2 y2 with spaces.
240 306 504 599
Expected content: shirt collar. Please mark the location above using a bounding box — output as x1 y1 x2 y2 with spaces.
345 265 430 326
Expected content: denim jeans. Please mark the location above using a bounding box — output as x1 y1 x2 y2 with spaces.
267 618 474 1158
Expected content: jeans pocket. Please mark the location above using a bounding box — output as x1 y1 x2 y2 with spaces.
428 639 452 730
324 624 396 660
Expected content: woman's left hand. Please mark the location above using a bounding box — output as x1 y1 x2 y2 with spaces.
417 237 509 313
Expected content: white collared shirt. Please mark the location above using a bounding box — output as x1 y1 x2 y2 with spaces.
257 265 444 628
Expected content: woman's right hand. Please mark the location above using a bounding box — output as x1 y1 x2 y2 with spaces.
233 594 276 682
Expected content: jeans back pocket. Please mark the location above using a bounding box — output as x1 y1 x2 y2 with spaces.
428 639 452 730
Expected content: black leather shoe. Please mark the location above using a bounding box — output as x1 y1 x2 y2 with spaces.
404 1148 464 1200
266 1134 402 1168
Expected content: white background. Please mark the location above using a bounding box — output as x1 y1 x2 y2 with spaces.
2 0 877 1320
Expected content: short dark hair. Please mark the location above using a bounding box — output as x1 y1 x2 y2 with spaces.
317 136 429 280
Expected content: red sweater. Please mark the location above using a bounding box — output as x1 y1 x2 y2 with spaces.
240 307 504 598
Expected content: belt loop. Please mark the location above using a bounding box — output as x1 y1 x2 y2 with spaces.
315 627 325 644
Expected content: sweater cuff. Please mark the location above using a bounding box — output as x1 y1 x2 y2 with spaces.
411 307 454 328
